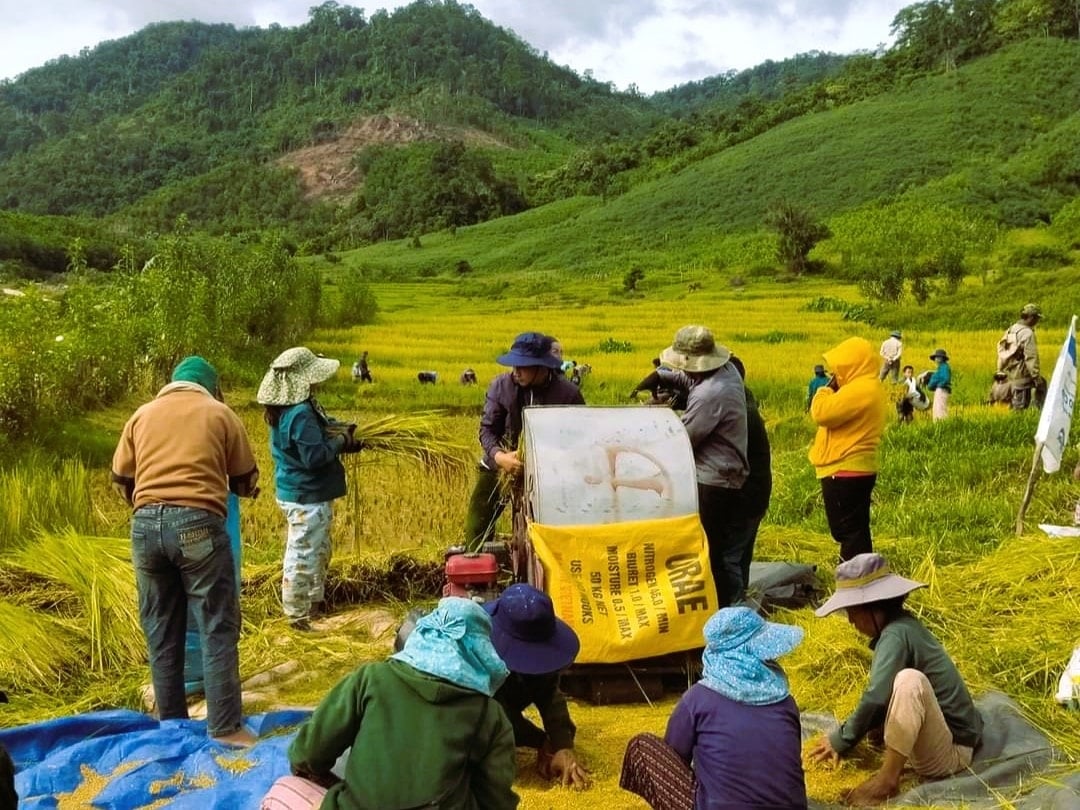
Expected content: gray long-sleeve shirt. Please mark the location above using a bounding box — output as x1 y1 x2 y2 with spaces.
659 365 748 489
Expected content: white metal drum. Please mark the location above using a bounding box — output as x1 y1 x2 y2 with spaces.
522 406 699 526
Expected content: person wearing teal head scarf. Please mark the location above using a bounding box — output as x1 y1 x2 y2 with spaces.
620 607 807 810
264 597 518 810
111 355 260 748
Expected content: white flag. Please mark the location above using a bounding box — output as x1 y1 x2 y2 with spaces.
1035 315 1077 473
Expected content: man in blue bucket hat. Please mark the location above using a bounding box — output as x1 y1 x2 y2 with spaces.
463 333 584 551
485 584 588 788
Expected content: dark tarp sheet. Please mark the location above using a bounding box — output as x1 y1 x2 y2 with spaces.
803 692 1080 809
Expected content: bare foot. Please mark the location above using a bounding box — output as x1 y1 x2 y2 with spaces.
213 728 258 748
844 772 900 806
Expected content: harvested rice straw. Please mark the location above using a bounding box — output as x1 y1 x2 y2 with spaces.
341 411 471 551
13 530 144 673
0 600 79 688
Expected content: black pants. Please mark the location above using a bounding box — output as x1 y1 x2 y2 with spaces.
0 742 15 810
820 474 876 561
698 483 752 607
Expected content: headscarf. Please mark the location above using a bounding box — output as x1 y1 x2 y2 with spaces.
256 347 340 407
171 356 219 396
700 607 803 705
391 597 509 696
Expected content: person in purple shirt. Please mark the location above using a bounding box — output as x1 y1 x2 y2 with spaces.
463 332 584 551
620 607 808 810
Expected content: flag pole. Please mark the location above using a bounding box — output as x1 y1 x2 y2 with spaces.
1016 441 1045 536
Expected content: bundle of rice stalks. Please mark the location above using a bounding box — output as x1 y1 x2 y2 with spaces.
13 529 144 673
348 412 471 473
0 600 79 688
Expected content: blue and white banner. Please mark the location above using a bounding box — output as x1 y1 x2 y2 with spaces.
1035 315 1077 473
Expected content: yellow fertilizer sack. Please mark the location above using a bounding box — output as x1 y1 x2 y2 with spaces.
529 514 715 663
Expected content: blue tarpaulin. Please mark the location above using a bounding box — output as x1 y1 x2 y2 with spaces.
1 709 309 808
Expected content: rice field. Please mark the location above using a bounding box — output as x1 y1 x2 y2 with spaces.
2 274 1079 807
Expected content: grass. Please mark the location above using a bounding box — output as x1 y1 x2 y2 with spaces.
2 273 1079 806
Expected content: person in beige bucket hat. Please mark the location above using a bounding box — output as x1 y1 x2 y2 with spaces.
258 347 362 631
808 553 983 806
654 325 751 608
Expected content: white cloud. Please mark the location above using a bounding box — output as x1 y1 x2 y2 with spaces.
0 0 910 92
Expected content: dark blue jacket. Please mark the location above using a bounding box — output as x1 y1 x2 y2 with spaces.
479 372 584 469
269 401 347 504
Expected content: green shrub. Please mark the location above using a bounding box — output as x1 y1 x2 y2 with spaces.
598 337 633 354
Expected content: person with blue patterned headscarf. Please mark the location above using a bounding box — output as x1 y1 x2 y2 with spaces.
619 607 808 810
261 598 518 810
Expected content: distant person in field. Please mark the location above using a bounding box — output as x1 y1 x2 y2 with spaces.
261 597 518 810
896 365 930 424
987 372 1012 407
879 330 903 383
925 349 952 421
997 303 1042 410
809 338 889 561
464 332 584 551
485 584 589 789
654 325 750 607
630 357 689 410
111 356 260 747
620 607 808 810
351 351 373 384
257 348 362 632
809 554 982 807
806 364 830 412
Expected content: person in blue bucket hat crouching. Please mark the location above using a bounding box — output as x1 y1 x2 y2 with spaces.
484 583 588 789
619 606 808 810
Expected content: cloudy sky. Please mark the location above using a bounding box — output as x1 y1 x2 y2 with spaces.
0 0 912 93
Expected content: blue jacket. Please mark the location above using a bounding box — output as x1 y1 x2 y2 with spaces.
269 401 347 504
927 361 952 393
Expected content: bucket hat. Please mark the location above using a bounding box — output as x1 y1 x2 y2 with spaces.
1020 303 1041 318
496 332 562 369
483 584 580 674
814 553 926 617
890 330 902 339
256 347 340 406
929 348 949 362
813 364 826 375
700 607 804 705
660 325 731 372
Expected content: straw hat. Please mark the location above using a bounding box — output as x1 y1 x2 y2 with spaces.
256 347 340 406
814 553 926 617
660 325 731 372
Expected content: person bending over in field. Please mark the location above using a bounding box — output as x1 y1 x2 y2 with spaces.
620 606 807 810
485 584 589 789
808 554 983 807
464 332 583 551
257 347 362 631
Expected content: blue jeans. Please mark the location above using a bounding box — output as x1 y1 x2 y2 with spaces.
131 504 243 738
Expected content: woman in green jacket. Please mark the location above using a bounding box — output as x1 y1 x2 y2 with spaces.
260 597 519 810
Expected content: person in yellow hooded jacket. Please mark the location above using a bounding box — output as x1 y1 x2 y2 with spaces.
809 337 889 562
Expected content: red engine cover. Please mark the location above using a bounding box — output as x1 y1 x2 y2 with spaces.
445 552 498 584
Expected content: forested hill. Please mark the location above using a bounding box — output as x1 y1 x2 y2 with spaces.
0 0 655 217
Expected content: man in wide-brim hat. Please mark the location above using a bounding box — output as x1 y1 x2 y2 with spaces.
464 332 584 551
653 325 751 607
808 553 983 806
